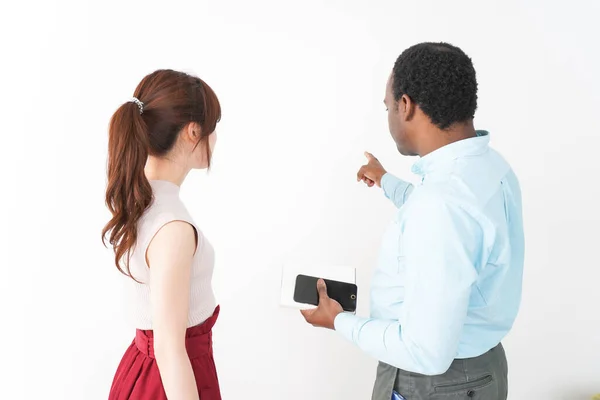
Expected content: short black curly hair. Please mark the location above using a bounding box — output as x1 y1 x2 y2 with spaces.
392 42 477 130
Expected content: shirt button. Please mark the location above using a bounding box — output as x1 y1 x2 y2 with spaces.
467 390 475 397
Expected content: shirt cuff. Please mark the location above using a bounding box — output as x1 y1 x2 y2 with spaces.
334 312 359 343
381 173 400 196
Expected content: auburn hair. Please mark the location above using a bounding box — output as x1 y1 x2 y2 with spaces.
102 69 221 278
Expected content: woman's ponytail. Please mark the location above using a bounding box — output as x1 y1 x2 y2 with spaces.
102 101 153 278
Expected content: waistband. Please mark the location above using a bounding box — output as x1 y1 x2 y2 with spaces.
135 305 220 359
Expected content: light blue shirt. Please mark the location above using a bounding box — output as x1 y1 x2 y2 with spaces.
335 131 524 375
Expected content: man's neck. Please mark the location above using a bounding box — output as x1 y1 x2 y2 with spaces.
417 120 477 157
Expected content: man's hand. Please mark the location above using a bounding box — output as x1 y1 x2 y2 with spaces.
357 152 387 187
300 279 344 330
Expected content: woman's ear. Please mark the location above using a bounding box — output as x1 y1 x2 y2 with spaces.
184 122 202 144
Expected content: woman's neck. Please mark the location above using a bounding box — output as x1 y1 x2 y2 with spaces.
144 156 189 186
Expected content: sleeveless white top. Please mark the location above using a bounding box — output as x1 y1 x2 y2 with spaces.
127 180 217 330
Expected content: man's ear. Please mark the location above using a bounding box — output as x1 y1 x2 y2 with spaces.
401 94 416 121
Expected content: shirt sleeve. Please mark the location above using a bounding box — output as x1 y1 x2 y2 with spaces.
334 192 480 375
381 173 414 208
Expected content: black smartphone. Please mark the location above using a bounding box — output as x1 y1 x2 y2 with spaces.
293 274 358 312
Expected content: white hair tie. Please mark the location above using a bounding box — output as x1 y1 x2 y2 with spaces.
130 97 144 114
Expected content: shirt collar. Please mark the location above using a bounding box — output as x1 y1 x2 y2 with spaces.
411 130 490 176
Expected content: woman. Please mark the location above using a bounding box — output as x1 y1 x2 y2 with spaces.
102 69 222 400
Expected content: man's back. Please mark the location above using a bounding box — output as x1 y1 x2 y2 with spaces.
405 132 525 357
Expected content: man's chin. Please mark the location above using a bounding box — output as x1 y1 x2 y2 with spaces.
397 145 413 156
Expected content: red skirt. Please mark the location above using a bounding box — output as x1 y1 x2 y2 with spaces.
109 306 221 400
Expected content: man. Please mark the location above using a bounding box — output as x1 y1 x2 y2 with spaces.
301 42 524 400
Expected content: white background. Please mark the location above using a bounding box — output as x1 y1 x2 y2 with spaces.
1 0 599 399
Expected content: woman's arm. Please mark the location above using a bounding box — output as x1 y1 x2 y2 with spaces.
147 221 199 400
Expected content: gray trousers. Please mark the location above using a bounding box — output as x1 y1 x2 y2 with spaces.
372 344 508 400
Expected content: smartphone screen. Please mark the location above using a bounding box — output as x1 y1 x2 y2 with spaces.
293 274 357 312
